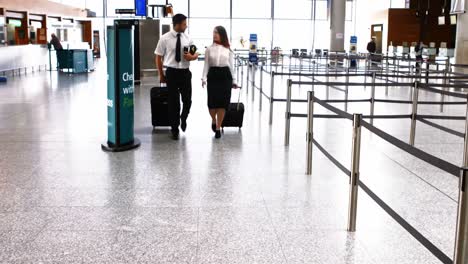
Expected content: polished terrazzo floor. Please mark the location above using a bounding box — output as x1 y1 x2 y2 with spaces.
0 60 465 263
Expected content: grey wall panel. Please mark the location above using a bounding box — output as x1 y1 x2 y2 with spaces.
138 19 160 72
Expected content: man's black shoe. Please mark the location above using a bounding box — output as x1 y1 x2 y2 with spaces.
181 118 187 132
171 128 179 140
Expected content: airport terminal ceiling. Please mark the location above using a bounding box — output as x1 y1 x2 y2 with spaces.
0 0 459 53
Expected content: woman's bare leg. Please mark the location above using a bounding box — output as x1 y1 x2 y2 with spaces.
216 108 226 130
209 109 216 124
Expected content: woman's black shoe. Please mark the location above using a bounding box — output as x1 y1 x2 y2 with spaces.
211 123 216 132
215 130 221 139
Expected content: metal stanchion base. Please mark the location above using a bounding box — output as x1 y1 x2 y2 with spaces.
101 138 141 152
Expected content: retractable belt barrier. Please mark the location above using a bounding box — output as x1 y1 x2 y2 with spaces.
272 73 468 263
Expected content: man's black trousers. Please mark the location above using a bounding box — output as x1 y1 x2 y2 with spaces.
166 67 192 133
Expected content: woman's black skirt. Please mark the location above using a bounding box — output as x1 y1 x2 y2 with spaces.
207 67 232 109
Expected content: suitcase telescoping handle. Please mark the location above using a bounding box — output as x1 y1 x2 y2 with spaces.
234 85 242 111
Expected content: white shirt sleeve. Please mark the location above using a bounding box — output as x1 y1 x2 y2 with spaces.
154 38 165 56
188 36 194 47
202 48 210 82
229 51 236 85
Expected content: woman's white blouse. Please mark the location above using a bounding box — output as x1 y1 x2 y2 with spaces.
202 43 236 85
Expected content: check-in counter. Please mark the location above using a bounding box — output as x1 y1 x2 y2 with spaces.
0 44 48 74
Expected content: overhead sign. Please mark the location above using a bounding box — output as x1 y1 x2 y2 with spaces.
115 9 135 14
135 0 148 16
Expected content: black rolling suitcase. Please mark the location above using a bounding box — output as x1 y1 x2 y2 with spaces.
150 84 170 127
222 87 244 129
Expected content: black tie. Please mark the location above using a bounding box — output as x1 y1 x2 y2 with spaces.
175 33 181 62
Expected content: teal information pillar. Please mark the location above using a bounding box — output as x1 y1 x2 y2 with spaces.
102 20 141 152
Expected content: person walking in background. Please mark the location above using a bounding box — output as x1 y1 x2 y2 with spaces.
366 37 376 54
415 41 424 74
367 37 377 68
202 26 238 139
155 14 198 140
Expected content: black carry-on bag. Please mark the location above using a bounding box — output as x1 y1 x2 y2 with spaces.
221 86 244 129
150 83 170 128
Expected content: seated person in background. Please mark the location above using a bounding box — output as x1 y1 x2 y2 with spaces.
50 34 63 51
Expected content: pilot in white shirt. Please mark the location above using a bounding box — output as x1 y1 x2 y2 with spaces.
154 14 198 140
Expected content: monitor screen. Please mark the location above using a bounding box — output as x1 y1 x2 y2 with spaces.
438 16 445 25
451 15 457 25
135 0 147 16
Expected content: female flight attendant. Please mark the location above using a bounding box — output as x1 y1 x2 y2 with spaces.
202 26 238 139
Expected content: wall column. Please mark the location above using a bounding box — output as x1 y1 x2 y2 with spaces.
330 0 346 51
455 0 468 71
